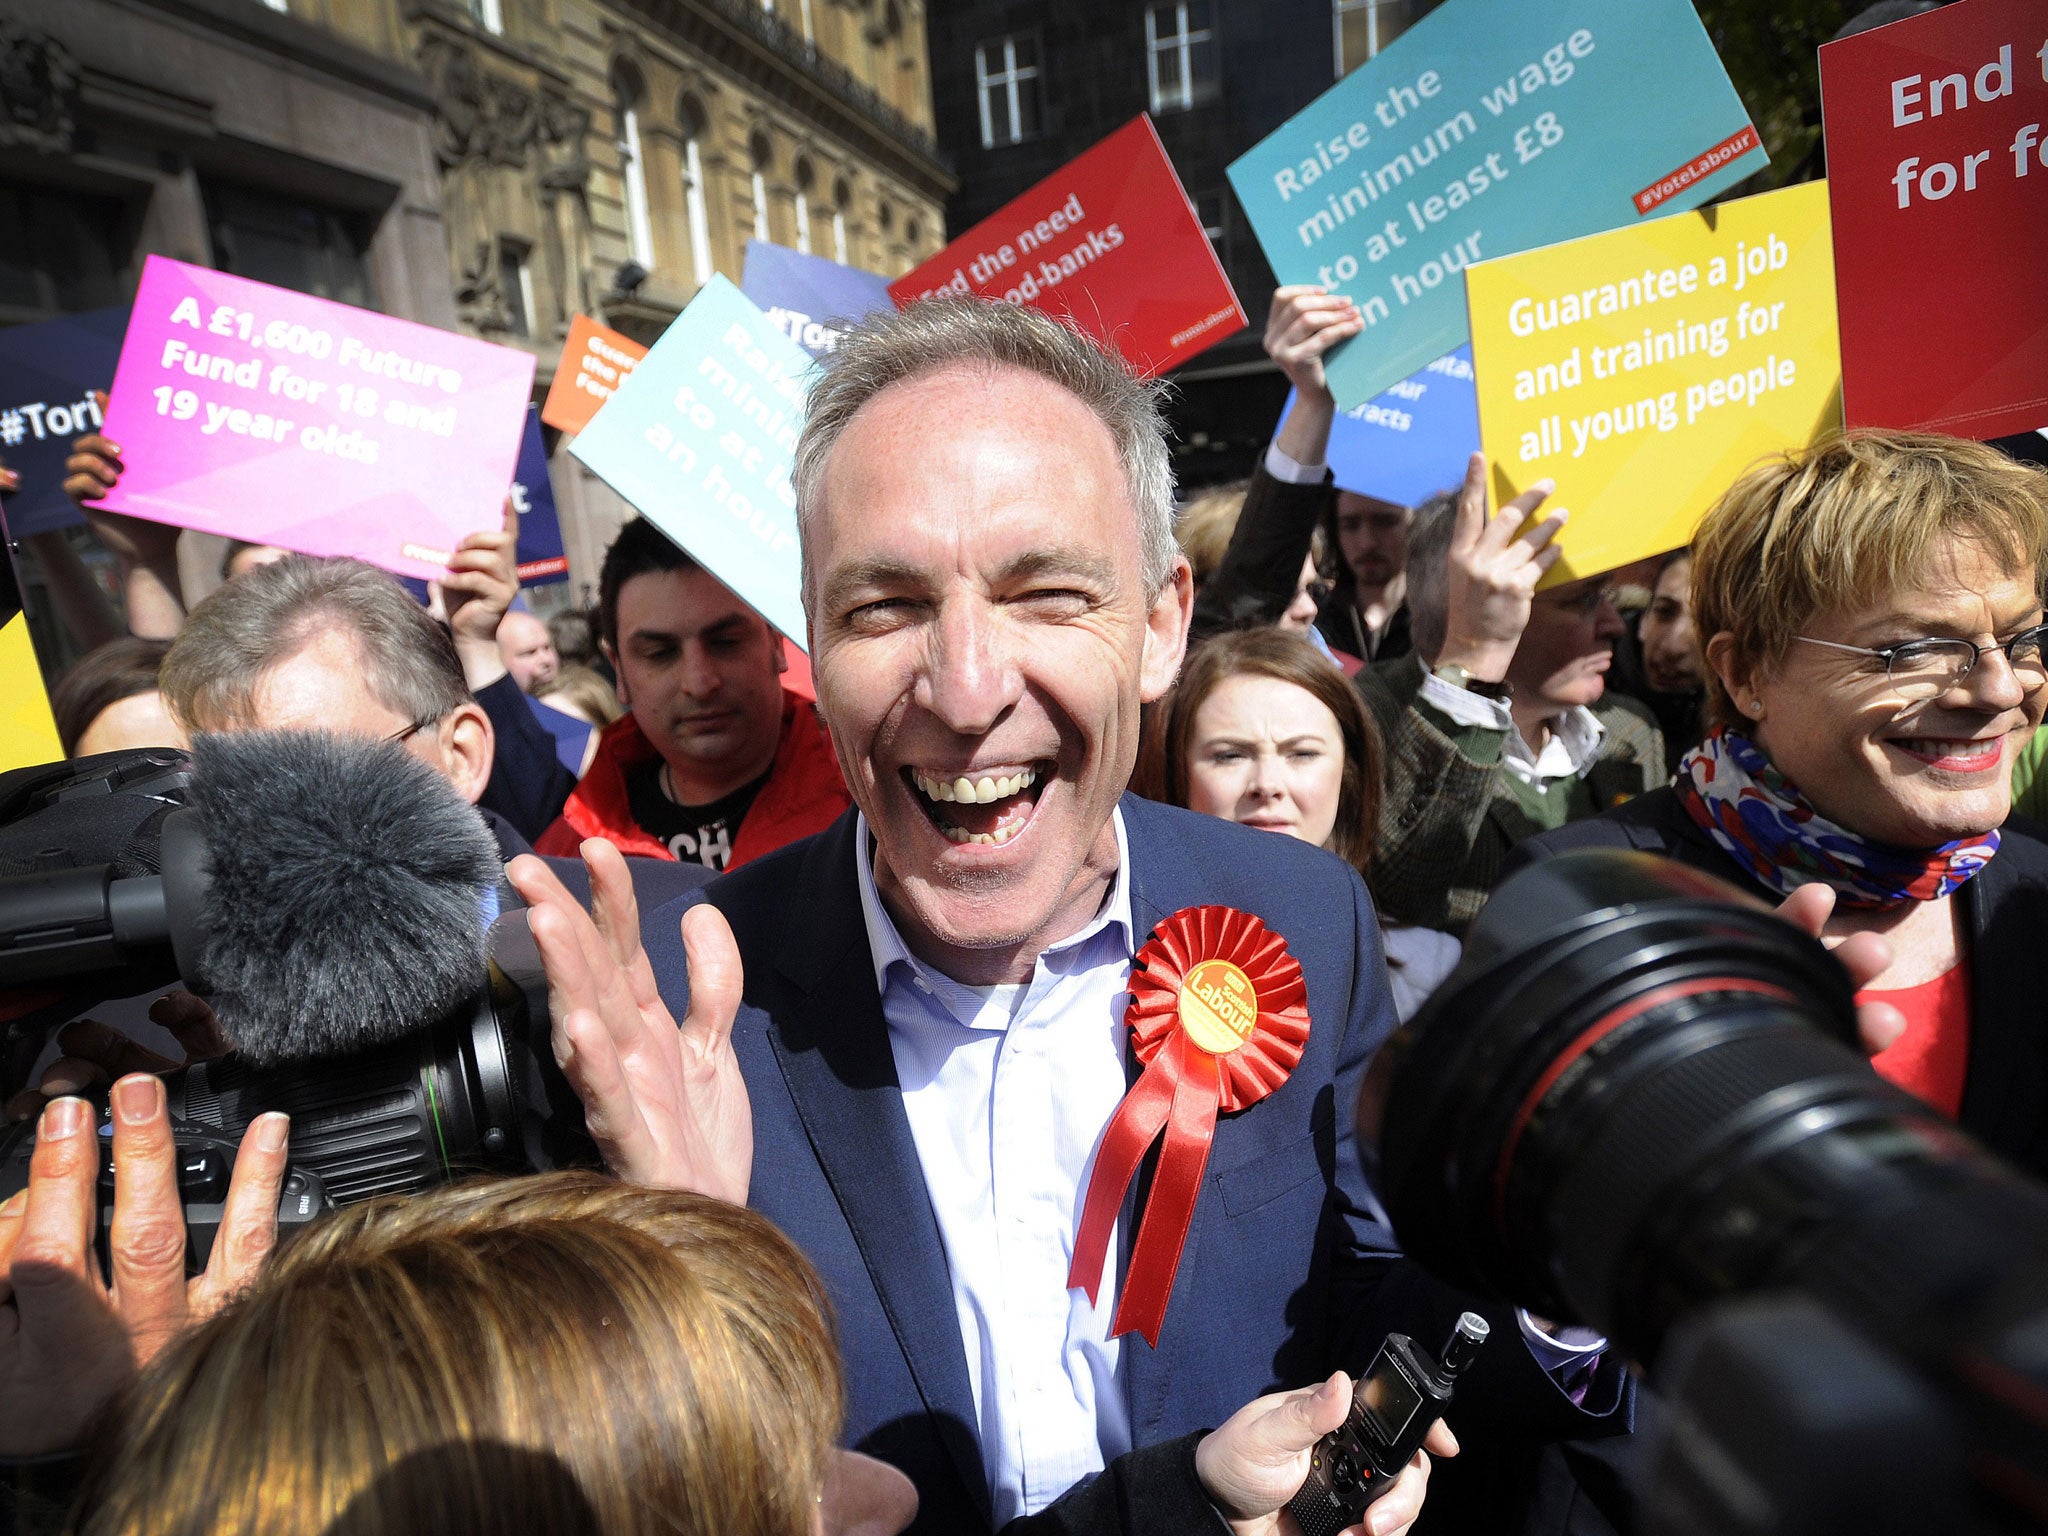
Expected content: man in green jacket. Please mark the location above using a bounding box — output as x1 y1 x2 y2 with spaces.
1358 461 1665 933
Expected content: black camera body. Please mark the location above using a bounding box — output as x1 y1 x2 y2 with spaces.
0 1102 331 1272
1286 1314 1488 1536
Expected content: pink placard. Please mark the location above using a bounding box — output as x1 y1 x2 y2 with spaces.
97 256 536 579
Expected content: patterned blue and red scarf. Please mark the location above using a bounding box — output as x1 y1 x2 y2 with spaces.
1673 726 2000 908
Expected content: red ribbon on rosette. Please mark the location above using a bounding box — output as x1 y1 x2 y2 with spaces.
1067 904 1309 1346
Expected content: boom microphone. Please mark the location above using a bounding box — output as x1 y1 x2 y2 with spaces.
1 739 588 1207
0 733 501 1066
183 731 501 1065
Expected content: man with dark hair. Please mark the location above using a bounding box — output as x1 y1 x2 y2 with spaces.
535 519 847 872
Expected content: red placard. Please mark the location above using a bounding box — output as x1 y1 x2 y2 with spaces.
1820 0 2048 438
890 116 1246 377
540 314 648 434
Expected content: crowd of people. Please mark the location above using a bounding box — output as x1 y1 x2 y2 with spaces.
1 271 2044 1536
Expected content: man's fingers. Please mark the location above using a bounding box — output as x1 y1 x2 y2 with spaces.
1858 999 1909 1056
502 494 519 535
9 1099 103 1324
105 1076 189 1343
584 838 646 974
195 1113 289 1328
556 1007 659 1181
1775 881 1835 938
148 991 231 1061
679 903 744 1054
1423 1418 1458 1458
1450 452 1488 553
54 1018 181 1080
1356 1451 1432 1536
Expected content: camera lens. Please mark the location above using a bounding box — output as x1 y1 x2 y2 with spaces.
1381 851 1950 1355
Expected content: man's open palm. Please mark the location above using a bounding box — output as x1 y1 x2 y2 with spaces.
508 842 751 1202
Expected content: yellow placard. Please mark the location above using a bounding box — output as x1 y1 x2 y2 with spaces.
0 612 61 773
1465 179 1842 586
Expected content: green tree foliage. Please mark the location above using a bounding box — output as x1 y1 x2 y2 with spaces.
1694 0 1865 190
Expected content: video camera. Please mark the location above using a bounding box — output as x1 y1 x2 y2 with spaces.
0 742 594 1254
1382 849 2048 1536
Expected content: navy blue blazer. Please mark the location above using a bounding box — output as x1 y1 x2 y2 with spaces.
643 795 1614 1534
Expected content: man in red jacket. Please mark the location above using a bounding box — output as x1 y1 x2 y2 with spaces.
537 519 847 871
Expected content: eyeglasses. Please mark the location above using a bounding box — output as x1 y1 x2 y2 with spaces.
1794 623 2048 701
384 715 439 745
1305 578 1338 606
1537 584 1619 620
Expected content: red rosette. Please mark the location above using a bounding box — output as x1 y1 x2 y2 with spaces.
1066 905 1310 1346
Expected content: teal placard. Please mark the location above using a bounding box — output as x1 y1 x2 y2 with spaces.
569 276 818 643
1227 0 1765 407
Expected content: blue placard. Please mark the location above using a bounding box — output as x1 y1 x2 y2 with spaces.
1279 345 1479 507
568 276 816 642
0 307 130 537
1227 0 1766 407
510 407 567 587
740 241 896 359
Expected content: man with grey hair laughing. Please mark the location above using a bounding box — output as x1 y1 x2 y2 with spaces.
511 297 1626 1535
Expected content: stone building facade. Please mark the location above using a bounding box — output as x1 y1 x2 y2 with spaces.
0 0 949 603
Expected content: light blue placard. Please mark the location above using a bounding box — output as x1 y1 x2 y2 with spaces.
1278 344 1479 507
1227 0 1766 407
568 276 817 642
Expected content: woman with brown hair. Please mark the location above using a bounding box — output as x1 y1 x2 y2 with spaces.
1160 627 1460 1019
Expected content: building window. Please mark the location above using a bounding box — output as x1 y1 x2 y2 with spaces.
681 98 714 287
499 240 533 336
793 159 815 256
469 0 504 33
612 68 655 270
0 181 131 325
1194 191 1227 268
205 183 375 307
1146 2 1218 114
1334 0 1434 76
832 176 851 265
749 132 773 244
974 35 1041 149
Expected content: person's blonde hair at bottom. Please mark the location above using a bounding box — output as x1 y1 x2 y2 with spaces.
71 1173 843 1536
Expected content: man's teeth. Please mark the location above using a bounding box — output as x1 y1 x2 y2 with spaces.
912 767 1037 803
1903 738 1998 757
939 822 1023 846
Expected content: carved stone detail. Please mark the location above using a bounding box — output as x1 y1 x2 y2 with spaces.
0 22 80 155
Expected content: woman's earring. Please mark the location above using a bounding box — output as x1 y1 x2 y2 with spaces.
1748 701 1764 717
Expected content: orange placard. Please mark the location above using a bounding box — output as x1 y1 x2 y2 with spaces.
540 315 648 434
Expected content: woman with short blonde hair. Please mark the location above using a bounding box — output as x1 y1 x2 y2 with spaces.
1508 430 2048 1175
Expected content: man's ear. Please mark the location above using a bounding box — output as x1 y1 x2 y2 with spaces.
439 702 496 805
770 629 789 675
1712 626 1761 720
602 639 628 709
1140 555 1194 705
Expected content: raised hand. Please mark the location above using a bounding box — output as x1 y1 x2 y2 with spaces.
506 840 752 1202
0 1077 287 1456
1195 1372 1457 1536
443 496 522 692
1434 451 1566 682
1264 285 1364 404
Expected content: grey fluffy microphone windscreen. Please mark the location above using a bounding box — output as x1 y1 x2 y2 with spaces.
187 730 503 1066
